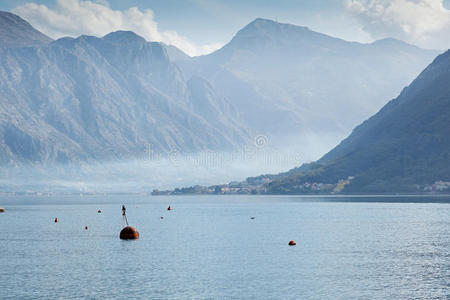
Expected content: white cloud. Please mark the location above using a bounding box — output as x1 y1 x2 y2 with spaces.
345 0 450 49
12 0 222 56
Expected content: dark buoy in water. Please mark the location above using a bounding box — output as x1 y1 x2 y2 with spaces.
250 217 255 219
160 216 164 219
120 226 140 240
167 205 171 211
288 240 296 246
85 226 88 230
54 217 59 223
98 210 102 213
0 207 5 213
120 205 139 240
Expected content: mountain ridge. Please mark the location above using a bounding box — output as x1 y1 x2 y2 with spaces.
0 19 250 165
180 17 439 154
0 13 442 169
0 11 53 48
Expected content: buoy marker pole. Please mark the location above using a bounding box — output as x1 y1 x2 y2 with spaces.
122 205 129 226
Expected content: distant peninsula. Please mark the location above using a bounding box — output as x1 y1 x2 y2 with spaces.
152 177 450 195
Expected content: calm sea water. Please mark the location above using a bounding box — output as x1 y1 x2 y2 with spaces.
0 195 449 299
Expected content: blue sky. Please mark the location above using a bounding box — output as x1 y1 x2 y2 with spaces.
1 0 450 55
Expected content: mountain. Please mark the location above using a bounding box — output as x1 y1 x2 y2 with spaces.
180 18 438 149
267 49 450 194
0 25 249 164
0 11 53 48
162 43 191 62
0 13 441 169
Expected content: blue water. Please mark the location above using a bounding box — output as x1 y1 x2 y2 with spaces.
0 195 449 299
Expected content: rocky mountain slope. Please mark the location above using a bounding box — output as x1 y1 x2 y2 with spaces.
0 11 52 48
0 20 249 164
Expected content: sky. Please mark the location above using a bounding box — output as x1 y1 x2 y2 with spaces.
1 0 450 55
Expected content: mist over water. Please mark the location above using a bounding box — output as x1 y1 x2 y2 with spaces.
0 133 342 193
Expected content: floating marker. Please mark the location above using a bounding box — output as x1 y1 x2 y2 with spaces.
98 210 102 213
54 218 59 223
0 207 5 213
288 240 296 246
250 217 255 219
85 226 88 230
120 205 139 240
167 205 171 211
120 226 140 240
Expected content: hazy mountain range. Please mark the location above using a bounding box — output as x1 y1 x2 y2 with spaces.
0 11 248 165
178 18 438 145
0 12 440 170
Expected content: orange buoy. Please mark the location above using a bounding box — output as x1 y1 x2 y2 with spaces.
288 240 296 246
167 205 171 211
85 226 88 230
0 207 5 213
54 217 59 223
120 226 140 240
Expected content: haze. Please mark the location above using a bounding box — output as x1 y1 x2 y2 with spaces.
0 0 449 193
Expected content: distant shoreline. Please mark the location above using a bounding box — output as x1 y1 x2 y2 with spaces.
2 192 450 197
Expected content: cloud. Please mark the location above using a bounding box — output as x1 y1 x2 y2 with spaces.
12 0 222 56
345 0 450 49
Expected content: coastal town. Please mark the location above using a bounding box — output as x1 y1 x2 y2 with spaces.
152 176 355 195
152 178 450 195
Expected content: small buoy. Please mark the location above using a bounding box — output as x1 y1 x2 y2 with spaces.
85 226 88 230
288 240 296 246
98 210 102 213
54 218 59 223
0 207 5 213
160 216 164 219
250 217 255 219
167 205 171 211
120 226 139 240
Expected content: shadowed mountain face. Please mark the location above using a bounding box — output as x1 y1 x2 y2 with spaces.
180 18 438 147
267 50 450 193
0 11 53 48
0 29 249 164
